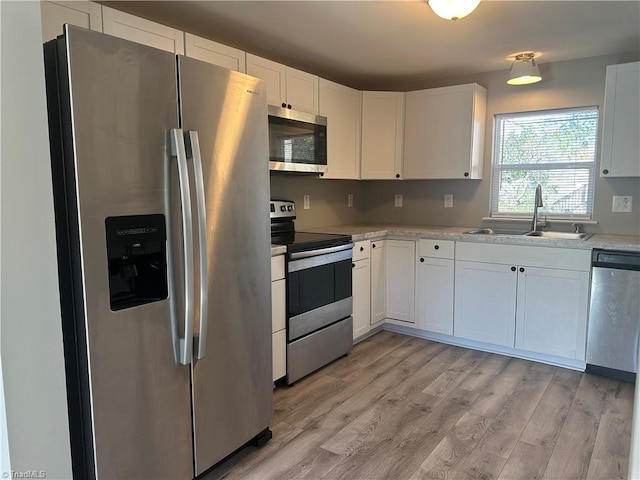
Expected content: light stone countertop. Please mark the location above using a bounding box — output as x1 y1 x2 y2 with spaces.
301 224 640 252
270 244 286 256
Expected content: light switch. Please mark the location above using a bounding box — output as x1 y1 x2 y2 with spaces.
395 194 403 208
612 195 632 212
303 195 310 210
444 194 454 208
348 194 353 207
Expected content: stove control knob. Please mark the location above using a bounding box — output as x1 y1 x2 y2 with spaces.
280 206 286 212
287 205 294 211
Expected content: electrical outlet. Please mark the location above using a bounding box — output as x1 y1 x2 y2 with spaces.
612 195 632 212
347 194 353 207
303 195 310 210
444 194 454 208
395 194 403 208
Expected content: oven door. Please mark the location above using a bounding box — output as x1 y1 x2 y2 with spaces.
287 243 353 341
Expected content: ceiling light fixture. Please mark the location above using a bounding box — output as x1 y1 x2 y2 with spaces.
507 52 542 85
427 0 481 21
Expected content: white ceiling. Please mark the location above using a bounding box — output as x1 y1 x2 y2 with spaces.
101 1 640 90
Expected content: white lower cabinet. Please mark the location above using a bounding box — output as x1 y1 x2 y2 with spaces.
515 266 589 360
271 255 286 382
415 239 454 335
352 257 371 340
386 240 416 325
454 261 517 347
454 242 591 362
370 240 387 326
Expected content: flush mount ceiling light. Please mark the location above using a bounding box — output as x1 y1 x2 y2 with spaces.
427 0 481 20
507 52 542 85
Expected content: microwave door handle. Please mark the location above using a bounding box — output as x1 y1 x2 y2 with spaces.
186 131 209 360
167 128 195 366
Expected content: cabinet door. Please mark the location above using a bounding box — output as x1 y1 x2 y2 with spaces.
386 240 416 324
246 54 286 107
286 67 319 114
102 6 184 54
184 33 245 73
404 84 485 179
370 240 387 325
416 257 454 335
352 258 371 340
361 91 404 179
600 62 640 177
41 0 102 42
454 260 517 347
319 79 362 179
515 266 589 359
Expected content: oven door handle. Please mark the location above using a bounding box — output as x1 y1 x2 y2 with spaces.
289 242 354 260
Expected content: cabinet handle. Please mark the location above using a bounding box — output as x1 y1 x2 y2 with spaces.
420 258 425 263
602 169 609 175
464 172 469 177
287 104 292 109
511 266 516 272
281 102 286 108
372 243 376 248
395 174 400 179
360 246 364 252
352 263 355 268
434 245 439 250
519 267 525 273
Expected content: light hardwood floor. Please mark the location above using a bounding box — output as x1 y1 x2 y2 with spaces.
203 331 635 480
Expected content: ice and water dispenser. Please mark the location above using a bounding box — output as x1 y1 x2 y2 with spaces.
105 214 168 311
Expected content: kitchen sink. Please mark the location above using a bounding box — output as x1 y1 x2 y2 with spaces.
465 228 593 240
465 228 530 236
524 231 593 240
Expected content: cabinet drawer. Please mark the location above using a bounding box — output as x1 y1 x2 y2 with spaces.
271 278 286 333
419 239 454 259
353 240 371 261
271 255 285 281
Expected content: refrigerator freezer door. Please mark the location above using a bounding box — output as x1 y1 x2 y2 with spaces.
178 56 273 475
61 27 192 479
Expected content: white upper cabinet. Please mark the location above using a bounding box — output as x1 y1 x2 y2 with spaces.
319 79 362 179
361 91 405 180
184 33 245 73
404 83 486 179
41 0 102 42
600 61 640 177
102 6 184 54
246 54 318 114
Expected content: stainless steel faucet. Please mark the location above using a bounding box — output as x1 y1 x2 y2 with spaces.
531 184 546 232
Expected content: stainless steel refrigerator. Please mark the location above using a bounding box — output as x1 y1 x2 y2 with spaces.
44 25 272 479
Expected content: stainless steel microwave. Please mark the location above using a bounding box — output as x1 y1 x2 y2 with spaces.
268 105 327 174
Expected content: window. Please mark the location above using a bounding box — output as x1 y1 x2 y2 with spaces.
491 107 598 219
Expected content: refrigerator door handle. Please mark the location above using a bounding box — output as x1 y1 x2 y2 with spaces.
167 128 195 366
186 130 209 359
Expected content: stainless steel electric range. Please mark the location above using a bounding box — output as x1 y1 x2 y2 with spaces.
270 200 354 385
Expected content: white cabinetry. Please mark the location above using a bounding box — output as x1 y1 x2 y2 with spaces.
319 79 362 179
386 240 416 325
415 239 455 335
41 0 102 42
184 33 245 73
600 61 640 177
352 241 371 340
404 83 486 179
515 266 589 360
246 54 318 114
271 255 286 382
102 6 184 54
361 91 405 179
370 240 387 326
454 242 591 361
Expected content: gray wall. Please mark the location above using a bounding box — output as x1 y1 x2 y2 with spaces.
0 2 72 477
274 52 640 236
270 173 365 229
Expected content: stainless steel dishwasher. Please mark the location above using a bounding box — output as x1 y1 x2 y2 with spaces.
586 249 640 383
